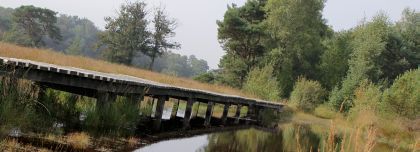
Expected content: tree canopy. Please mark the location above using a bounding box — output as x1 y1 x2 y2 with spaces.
3 5 61 47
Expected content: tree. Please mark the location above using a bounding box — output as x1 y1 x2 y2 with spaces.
318 31 353 90
264 0 330 97
378 8 420 81
243 64 281 101
329 14 390 112
0 6 13 39
189 55 209 76
217 0 267 87
146 7 179 70
382 68 419 119
48 15 101 57
218 53 248 88
290 77 327 112
3 5 61 47
100 1 149 65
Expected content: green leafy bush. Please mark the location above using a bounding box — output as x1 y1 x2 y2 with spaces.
290 77 327 112
382 69 419 119
348 80 384 120
242 65 281 101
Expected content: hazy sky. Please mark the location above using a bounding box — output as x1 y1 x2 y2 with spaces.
0 0 419 69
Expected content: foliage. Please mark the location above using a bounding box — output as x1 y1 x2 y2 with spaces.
290 77 327 112
218 53 248 88
329 14 390 112
318 31 353 90
84 97 141 136
242 64 280 101
3 5 61 47
100 1 149 65
0 6 13 39
264 0 330 97
194 71 216 84
134 52 209 78
382 69 419 119
378 8 420 82
49 15 101 57
0 78 38 135
146 7 179 70
217 0 267 84
348 80 384 119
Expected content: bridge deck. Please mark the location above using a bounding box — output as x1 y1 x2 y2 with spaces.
0 57 283 110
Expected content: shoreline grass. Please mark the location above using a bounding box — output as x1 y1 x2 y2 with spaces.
0 42 259 99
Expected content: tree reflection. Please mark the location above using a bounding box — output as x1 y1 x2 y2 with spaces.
199 124 322 152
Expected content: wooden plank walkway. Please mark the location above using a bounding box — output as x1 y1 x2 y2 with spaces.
0 56 283 110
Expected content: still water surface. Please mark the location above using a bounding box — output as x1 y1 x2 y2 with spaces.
136 123 400 152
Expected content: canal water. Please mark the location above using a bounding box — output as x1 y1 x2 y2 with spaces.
136 123 399 152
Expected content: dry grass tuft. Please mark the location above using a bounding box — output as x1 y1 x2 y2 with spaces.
0 42 258 99
127 137 139 147
66 132 90 149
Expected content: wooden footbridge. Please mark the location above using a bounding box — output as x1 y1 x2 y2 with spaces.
0 57 283 131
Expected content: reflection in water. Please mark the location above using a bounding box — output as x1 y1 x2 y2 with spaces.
137 124 323 152
200 124 320 152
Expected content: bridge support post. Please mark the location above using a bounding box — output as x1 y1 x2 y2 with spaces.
170 99 180 120
127 94 143 108
183 97 194 129
96 91 117 128
234 104 242 124
221 104 230 125
96 91 117 111
204 102 214 127
246 104 255 124
153 96 167 132
255 106 262 123
193 102 200 118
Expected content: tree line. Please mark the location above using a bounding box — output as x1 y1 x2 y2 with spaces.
194 0 419 118
0 3 209 78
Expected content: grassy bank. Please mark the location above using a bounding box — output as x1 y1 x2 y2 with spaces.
0 42 258 99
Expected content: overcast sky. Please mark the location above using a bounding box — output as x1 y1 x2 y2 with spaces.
0 0 419 69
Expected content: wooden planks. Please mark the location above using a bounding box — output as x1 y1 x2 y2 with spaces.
0 56 283 110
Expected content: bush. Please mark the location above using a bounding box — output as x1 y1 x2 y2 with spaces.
193 72 216 84
349 81 383 115
243 65 281 101
290 77 327 112
382 69 419 119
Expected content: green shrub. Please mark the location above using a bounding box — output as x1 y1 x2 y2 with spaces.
290 77 327 112
193 72 216 84
382 69 419 119
84 96 141 136
346 80 388 123
242 65 281 101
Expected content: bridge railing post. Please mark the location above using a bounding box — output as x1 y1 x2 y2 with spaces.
183 97 195 129
204 101 214 127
